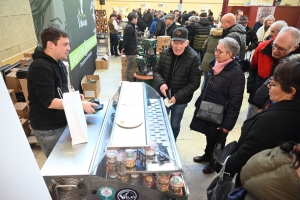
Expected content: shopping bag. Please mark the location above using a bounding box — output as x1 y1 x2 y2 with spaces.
58 87 88 145
207 156 236 200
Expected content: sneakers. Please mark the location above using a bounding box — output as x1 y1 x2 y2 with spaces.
193 155 211 163
202 163 214 174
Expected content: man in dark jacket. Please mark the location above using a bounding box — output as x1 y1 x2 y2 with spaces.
164 14 178 37
142 9 153 28
27 26 96 157
154 10 165 37
221 13 246 59
122 12 138 81
154 27 201 140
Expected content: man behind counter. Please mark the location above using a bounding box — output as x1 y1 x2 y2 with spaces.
27 26 97 157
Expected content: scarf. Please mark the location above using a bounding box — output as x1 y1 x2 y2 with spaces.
212 59 232 75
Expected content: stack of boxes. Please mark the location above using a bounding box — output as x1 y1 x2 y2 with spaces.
121 55 137 81
156 36 171 54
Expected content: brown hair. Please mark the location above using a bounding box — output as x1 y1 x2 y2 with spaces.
41 26 69 50
280 141 300 169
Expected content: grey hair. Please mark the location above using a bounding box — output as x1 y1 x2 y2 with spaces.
218 37 240 57
189 16 195 22
277 27 300 48
270 20 288 33
263 15 275 24
258 14 266 19
157 10 164 15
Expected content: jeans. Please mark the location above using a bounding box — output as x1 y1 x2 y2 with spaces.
32 126 66 157
166 103 187 141
110 33 119 55
246 103 260 119
126 55 137 81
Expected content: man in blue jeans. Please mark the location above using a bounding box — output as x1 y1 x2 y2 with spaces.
154 27 201 140
122 12 138 81
27 26 97 157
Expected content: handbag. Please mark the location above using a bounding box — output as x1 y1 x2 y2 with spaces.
228 187 248 200
58 87 88 145
196 101 226 124
207 156 236 200
213 141 238 172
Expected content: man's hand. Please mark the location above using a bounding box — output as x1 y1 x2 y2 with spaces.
82 101 97 114
160 84 168 97
246 46 249 51
217 127 230 134
170 96 176 104
80 94 84 101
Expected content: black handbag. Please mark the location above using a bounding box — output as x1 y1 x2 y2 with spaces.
213 141 238 172
207 156 236 200
196 101 226 124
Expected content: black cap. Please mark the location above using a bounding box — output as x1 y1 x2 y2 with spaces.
171 27 188 42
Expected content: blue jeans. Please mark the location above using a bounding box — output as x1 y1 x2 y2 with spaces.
110 33 118 55
32 126 66 157
166 103 187 141
126 55 137 81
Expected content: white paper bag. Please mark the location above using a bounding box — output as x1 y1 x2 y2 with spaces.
60 88 88 145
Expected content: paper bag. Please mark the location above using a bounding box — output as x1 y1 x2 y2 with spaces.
61 89 88 145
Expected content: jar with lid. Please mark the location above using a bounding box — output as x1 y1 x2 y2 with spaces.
157 172 171 185
124 151 137 168
117 151 126 175
107 167 118 178
143 175 156 189
118 173 129 182
157 182 169 193
169 187 183 195
169 176 184 192
106 150 118 163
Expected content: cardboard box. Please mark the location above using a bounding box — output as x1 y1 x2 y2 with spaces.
19 79 28 103
6 72 22 92
20 57 32 67
20 118 31 136
121 55 127 65
8 89 17 104
15 102 29 119
95 54 109 69
23 51 34 58
81 75 100 98
157 36 171 45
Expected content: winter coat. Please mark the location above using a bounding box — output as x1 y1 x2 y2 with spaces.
191 18 211 50
166 22 178 37
142 11 153 28
153 46 201 104
201 28 223 72
245 26 258 51
223 23 246 60
190 60 245 139
253 22 262 33
256 17 273 42
154 16 165 36
241 146 300 200
225 100 300 182
123 22 137 55
27 46 68 130
137 17 147 32
149 17 158 35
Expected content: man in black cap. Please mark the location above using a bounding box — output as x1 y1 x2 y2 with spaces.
164 14 178 37
154 27 201 141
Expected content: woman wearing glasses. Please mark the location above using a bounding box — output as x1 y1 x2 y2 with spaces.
225 60 300 186
190 37 245 174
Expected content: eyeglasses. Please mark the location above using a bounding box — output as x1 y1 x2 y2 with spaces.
268 77 278 87
272 43 289 53
214 48 227 55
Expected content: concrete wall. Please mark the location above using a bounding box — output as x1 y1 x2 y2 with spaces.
0 0 37 65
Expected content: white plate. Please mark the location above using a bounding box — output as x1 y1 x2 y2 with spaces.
116 117 143 128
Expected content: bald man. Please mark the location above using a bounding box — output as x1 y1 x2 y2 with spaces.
221 13 246 59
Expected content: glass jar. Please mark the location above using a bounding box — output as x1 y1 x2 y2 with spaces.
169 176 184 192
106 150 118 163
157 182 170 193
169 187 183 195
117 151 126 175
130 173 140 178
106 161 117 171
125 151 137 168
118 173 129 182
107 167 118 178
143 175 156 189
157 172 171 185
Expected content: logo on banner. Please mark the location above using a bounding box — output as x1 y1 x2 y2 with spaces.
97 186 115 200
77 0 87 28
115 188 139 200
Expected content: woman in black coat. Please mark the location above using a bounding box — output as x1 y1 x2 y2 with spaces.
190 37 245 173
225 60 300 186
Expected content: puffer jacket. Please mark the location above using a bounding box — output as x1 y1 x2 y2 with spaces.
166 22 178 37
223 24 246 60
142 11 153 28
191 18 211 50
241 147 300 200
123 22 137 55
153 46 201 104
190 60 245 139
154 16 165 36
201 28 223 72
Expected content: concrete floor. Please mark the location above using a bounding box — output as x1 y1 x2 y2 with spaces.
32 54 249 200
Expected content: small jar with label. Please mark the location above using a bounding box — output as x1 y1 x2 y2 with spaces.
143 175 156 189
118 173 129 182
157 182 170 193
117 151 126 175
157 172 171 185
106 150 118 163
169 187 183 195
169 176 184 192
107 167 118 179
145 147 155 156
124 151 137 168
